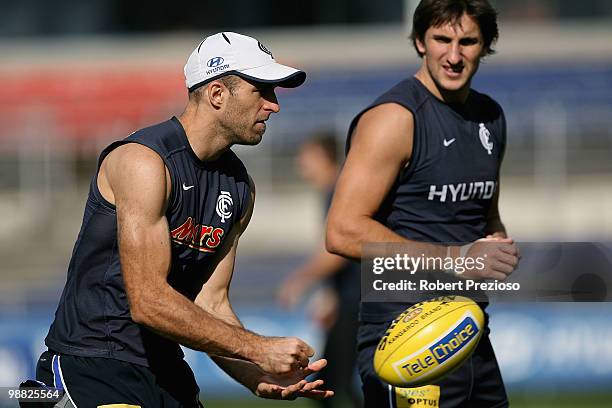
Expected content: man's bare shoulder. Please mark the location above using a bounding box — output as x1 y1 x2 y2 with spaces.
100 143 170 206
105 143 164 169
352 103 414 163
361 102 414 122
363 102 413 119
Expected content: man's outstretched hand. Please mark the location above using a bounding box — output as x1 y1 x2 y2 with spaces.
254 358 335 400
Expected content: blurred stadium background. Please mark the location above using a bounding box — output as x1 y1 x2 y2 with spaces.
1 0 612 406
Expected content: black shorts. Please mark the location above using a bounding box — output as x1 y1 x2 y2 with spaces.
357 321 508 408
35 350 202 408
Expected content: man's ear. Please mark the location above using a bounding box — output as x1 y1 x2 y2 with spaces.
415 36 427 56
207 81 226 109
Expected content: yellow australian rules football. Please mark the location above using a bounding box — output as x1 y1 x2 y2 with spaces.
374 295 485 387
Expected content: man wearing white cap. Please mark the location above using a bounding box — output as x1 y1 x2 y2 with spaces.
32 32 333 407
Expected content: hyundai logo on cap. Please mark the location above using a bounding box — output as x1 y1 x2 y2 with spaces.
185 32 306 92
207 56 225 68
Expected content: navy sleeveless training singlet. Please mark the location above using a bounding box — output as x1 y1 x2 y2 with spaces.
45 117 251 366
347 77 506 322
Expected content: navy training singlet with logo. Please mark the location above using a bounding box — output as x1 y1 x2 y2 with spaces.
45 117 251 366
347 77 506 323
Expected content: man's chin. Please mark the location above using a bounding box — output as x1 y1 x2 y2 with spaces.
237 133 264 146
438 77 468 92
253 129 265 143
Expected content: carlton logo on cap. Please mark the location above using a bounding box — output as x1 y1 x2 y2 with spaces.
184 32 306 92
257 42 273 58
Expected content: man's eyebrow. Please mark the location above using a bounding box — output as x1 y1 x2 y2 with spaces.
432 33 479 40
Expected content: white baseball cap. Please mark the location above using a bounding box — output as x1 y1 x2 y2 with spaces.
184 32 306 92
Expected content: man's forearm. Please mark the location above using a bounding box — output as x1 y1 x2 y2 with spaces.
327 215 447 260
211 356 263 393
200 301 268 393
131 284 261 363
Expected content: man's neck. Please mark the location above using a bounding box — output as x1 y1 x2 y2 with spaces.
177 111 232 162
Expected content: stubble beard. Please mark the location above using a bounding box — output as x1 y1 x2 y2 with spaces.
222 103 263 146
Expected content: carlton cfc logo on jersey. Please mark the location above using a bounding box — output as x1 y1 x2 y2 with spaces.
170 217 224 253
216 191 233 223
479 123 493 155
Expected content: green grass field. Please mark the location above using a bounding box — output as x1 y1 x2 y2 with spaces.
202 393 612 407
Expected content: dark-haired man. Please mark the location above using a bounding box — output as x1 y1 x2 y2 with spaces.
34 32 333 407
327 1 519 407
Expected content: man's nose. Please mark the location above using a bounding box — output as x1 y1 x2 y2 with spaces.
447 42 462 65
264 91 280 113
